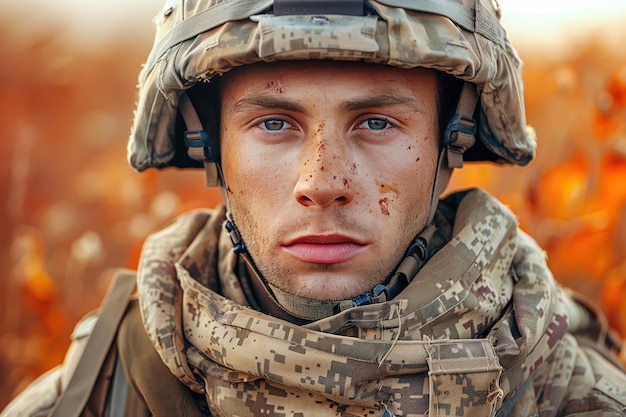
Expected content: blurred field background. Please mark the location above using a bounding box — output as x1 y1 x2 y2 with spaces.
2 0 626 408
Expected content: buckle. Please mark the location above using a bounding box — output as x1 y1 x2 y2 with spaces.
184 129 210 148
225 219 246 254
444 114 477 146
184 130 218 161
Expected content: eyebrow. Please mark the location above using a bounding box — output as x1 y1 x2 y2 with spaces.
230 93 308 114
228 92 425 115
340 94 424 113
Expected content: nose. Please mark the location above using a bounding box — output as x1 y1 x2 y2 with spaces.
294 128 355 208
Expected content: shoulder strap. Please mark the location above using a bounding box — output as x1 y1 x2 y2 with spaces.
50 269 137 417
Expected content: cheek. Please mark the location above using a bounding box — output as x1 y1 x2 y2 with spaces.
409 129 439 180
220 128 257 199
221 145 247 197
221 140 293 208
371 135 438 218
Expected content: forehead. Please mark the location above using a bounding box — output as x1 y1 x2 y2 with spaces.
218 61 438 105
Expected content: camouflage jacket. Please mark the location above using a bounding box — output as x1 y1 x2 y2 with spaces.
3 188 626 416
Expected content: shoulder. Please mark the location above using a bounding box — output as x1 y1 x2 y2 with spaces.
565 338 626 415
0 367 62 417
540 333 626 416
0 307 112 417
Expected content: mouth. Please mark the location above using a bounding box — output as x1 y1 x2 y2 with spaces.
280 234 368 264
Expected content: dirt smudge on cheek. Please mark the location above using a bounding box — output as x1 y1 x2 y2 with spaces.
379 198 390 216
376 181 400 198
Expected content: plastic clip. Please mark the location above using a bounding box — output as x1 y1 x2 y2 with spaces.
444 114 477 147
225 220 246 254
184 130 218 161
352 284 390 306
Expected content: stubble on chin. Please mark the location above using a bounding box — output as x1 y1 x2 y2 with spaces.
231 204 420 301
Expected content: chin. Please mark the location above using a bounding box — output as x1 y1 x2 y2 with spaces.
294 276 376 301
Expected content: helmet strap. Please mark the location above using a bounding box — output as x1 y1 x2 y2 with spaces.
178 93 221 187
427 82 478 225
178 92 248 254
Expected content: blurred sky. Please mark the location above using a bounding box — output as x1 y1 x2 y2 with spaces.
5 0 626 52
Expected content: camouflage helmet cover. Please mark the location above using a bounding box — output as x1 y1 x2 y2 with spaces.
128 0 537 172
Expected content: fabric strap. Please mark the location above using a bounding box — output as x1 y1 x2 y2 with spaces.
376 0 476 31
49 269 136 417
144 0 490 74
179 94 221 187
145 0 273 72
427 82 478 225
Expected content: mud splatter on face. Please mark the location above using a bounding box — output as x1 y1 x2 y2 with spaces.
376 181 399 216
266 80 284 94
313 123 327 170
376 181 400 198
379 198 390 216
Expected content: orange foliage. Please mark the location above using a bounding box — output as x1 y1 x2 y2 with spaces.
448 46 626 342
592 66 626 140
1 17 626 411
529 152 590 220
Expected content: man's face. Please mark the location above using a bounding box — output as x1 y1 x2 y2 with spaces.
220 61 440 301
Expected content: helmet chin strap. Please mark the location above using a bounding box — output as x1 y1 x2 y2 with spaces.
178 83 478 322
178 92 248 255
427 82 479 225
237 221 444 324
179 93 221 187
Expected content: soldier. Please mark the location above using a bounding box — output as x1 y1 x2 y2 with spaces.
3 0 626 416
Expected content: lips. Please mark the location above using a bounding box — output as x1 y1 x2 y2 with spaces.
281 234 368 264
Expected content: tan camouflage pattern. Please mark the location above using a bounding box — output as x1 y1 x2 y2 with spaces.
133 189 626 417
128 0 537 172
3 189 626 416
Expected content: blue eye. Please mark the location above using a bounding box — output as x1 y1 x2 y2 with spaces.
367 119 388 130
364 118 389 130
263 119 286 130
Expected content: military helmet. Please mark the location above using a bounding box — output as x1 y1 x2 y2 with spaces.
128 0 536 179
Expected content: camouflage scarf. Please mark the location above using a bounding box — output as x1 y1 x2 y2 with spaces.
136 188 569 416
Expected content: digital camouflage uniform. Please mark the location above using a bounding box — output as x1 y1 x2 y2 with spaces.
3 0 626 416
129 188 626 416
4 189 626 416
